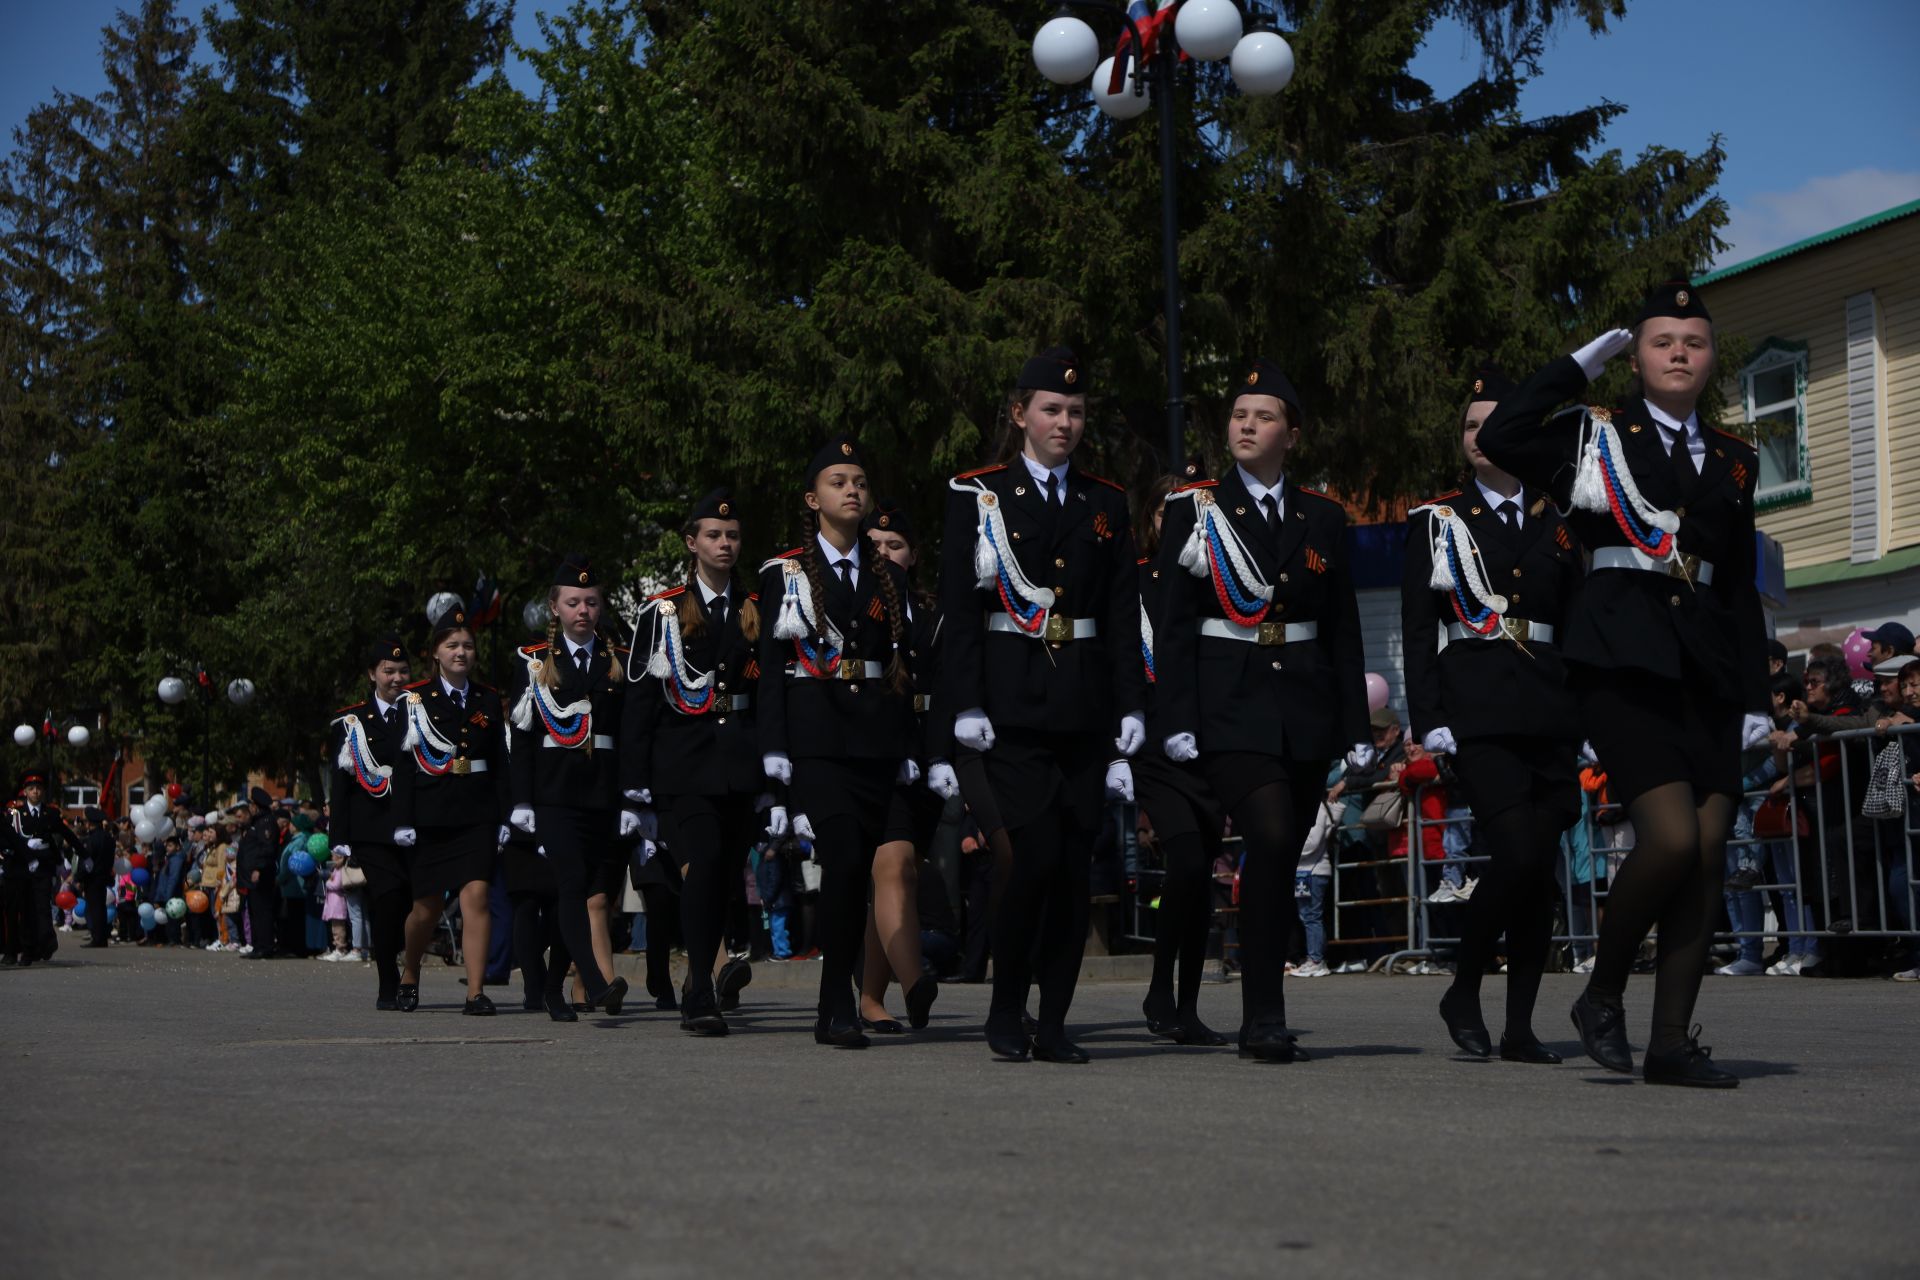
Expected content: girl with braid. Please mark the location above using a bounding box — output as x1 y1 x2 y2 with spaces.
756 436 917 1048
621 488 769 1035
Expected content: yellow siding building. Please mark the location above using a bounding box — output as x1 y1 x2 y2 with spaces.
1695 199 1920 651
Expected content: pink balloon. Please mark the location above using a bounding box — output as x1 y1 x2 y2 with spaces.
1364 672 1390 712
1842 629 1873 679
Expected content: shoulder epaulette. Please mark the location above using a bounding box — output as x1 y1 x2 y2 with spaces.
518 642 548 656
1419 489 1462 506
402 677 431 690
612 645 630 656
1136 556 1150 566
1082 471 1126 493
1708 425 1755 450
1175 479 1218 492
956 464 1006 480
647 585 688 602
330 701 368 716
470 679 499 694
1294 486 1340 505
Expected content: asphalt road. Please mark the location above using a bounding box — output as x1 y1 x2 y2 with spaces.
3 944 1915 1279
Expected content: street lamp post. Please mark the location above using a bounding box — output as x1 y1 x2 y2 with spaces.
11 713 94 809
158 668 255 808
1031 1 1296 465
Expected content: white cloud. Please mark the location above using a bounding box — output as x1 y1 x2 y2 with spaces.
1717 168 1920 267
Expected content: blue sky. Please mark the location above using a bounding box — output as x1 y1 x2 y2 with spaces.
5 0 1916 268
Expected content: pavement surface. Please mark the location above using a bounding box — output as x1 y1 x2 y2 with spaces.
3 944 1916 1279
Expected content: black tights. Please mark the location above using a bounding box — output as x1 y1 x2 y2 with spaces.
510 892 570 1004
676 806 756 1001
1227 776 1317 1029
367 887 411 995
638 882 678 999
989 807 1093 1038
1448 804 1567 1037
1588 783 1735 1055
1146 831 1215 1022
813 813 879 1026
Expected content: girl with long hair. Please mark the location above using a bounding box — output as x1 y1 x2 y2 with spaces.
327 637 416 1007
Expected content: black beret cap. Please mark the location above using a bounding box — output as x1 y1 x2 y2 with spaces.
553 553 598 589
1016 345 1085 396
1179 452 1209 483
805 434 865 488
860 496 914 541
364 634 408 668
249 786 272 809
1637 280 1712 325
1234 357 1302 416
1464 363 1518 404
687 487 737 524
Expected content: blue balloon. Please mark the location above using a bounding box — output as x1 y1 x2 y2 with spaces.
289 851 316 877
130 867 151 887
138 902 156 922
72 902 87 921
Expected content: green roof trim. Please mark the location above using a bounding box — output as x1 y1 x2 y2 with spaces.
1784 544 1920 591
1695 199 1920 286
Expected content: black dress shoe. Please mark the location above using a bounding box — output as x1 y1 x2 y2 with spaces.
395 984 420 1013
813 1018 870 1048
599 976 629 1016
1569 989 1633 1073
1020 1010 1040 1037
905 977 938 1030
986 1030 1032 1061
1240 1023 1309 1062
1643 1030 1738 1088
1166 1014 1229 1047
462 993 497 1016
1143 992 1180 1039
375 992 399 1012
544 991 578 1022
1439 987 1492 1058
1032 1034 1091 1065
521 995 544 1012
861 1016 907 1034
716 958 752 1012
1498 1033 1563 1064
681 990 728 1036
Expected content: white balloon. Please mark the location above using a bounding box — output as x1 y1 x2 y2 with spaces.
227 678 256 708
134 819 157 843
145 795 169 818
12 724 35 748
1092 55 1152 120
156 676 189 705
522 598 550 632
426 591 463 627
156 817 175 839
1174 0 1242 61
1230 30 1295 96
1032 15 1100 85
66 725 91 747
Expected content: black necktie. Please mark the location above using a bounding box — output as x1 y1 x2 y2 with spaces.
451 688 464 712
1671 429 1699 490
711 595 727 629
385 706 399 728
575 646 591 670
1496 500 1518 530
1260 493 1279 532
835 560 853 590
1045 472 1059 507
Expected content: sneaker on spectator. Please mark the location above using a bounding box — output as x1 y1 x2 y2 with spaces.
1455 877 1477 900
205 941 222 951
1296 960 1331 977
1893 968 1920 982
1335 959 1367 974
1766 954 1803 976
1427 883 1459 904
1724 865 1762 892
236 945 253 956
1571 955 1595 974
1715 958 1765 976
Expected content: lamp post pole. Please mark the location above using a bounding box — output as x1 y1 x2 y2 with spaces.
1152 34 1186 467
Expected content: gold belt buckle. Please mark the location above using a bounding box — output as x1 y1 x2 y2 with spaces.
838 661 863 682
1499 617 1528 642
1044 613 1075 645
1670 553 1701 585
450 758 471 775
1256 621 1285 646
912 694 930 714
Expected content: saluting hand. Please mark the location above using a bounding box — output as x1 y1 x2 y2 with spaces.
1572 327 1636 381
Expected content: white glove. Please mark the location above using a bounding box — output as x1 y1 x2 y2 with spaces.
623 788 652 805
765 806 790 838
1578 740 1599 766
535 844 548 859
762 753 792 785
393 827 416 848
334 843 352 859
794 814 816 841
1422 727 1458 756
1346 742 1377 770
1572 327 1635 381
1115 711 1146 757
1164 732 1198 762
27 837 48 851
618 809 642 837
496 825 510 847
510 805 536 835
634 839 656 867
1105 761 1135 802
1741 713 1773 751
896 759 921 785
954 708 995 752
927 762 960 800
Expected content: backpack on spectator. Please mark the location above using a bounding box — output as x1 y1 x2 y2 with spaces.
1861 741 1908 819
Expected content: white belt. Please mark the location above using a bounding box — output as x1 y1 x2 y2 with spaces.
788 660 885 681
987 612 1097 640
1198 618 1319 646
543 734 615 749
727 694 750 711
1591 545 1715 586
1446 620 1556 644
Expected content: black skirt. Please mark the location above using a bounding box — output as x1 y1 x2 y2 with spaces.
791 758 895 841
412 824 496 899
882 781 944 848
1449 736 1582 826
955 728 1108 833
1133 752 1222 843
351 841 411 900
500 842 555 897
1573 665 1741 807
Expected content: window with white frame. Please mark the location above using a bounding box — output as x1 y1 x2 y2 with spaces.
1741 340 1810 507
64 781 99 809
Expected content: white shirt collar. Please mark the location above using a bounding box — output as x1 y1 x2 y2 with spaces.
696 576 729 606
1475 478 1524 517
567 636 594 662
373 696 397 719
1021 452 1070 491
440 675 470 700
816 532 861 572
1644 400 1700 449
1235 465 1286 513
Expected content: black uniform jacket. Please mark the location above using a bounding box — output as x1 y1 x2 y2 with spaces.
622 585 764 798
1400 487 1582 744
236 811 280 875
1154 471 1368 761
937 462 1144 737
1138 555 1172 740
391 677 511 831
506 641 627 813
3 802 77 874
81 827 114 879
908 598 953 766
756 549 914 763
1477 355 1769 713
328 693 414 845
